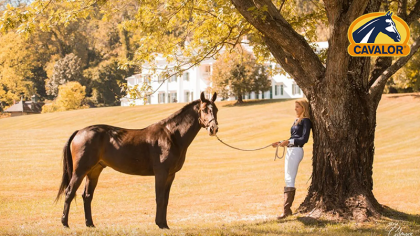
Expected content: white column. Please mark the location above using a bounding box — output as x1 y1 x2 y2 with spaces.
178 73 183 103
195 67 201 100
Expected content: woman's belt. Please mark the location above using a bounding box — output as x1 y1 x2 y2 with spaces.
288 145 303 148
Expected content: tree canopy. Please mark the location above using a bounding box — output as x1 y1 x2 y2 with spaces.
0 0 141 108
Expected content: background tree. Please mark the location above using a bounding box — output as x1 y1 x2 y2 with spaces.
250 65 271 97
0 0 138 108
0 32 40 105
42 81 87 113
84 59 128 106
45 53 84 97
211 46 271 104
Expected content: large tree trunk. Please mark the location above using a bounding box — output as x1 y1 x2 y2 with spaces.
298 87 382 221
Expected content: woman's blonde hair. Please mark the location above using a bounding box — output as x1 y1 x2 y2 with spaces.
295 99 310 126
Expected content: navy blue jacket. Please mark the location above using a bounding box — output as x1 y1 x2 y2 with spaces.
289 118 312 147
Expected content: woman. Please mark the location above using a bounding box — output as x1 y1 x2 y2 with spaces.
272 99 312 219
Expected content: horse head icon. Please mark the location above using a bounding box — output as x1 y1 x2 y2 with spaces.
352 11 401 43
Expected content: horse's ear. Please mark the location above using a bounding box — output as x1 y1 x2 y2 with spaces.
200 92 205 102
211 92 217 102
386 11 392 17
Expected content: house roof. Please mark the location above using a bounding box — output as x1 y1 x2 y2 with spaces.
5 100 44 113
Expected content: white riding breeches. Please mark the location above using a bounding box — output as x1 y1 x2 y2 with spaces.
284 147 304 187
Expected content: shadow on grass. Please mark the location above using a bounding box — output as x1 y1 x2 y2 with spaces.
296 216 340 227
381 205 420 224
221 98 294 108
387 93 420 99
228 217 388 235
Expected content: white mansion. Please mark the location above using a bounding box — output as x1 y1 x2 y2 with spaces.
121 42 328 106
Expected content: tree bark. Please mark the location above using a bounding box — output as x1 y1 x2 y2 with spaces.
235 92 244 105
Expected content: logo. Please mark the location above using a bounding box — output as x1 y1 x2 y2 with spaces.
348 11 410 57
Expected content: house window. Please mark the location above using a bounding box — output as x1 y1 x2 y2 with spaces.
190 92 194 101
158 74 165 83
168 92 177 103
185 91 190 103
183 72 189 81
275 85 284 96
292 84 301 95
158 93 166 104
205 65 211 73
170 75 177 82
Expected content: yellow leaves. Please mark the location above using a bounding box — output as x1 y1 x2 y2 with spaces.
0 0 99 34
42 81 87 113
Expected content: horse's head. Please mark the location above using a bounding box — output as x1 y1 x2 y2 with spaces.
198 92 218 136
381 11 401 42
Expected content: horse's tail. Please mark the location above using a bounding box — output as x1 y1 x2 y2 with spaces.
55 130 79 203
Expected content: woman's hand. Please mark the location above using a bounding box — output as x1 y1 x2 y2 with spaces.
279 140 290 147
272 142 279 148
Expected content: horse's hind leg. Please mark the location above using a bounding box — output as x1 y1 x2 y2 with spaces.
62 170 87 228
82 164 104 227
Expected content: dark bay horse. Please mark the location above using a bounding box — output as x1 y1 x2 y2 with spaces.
56 92 218 229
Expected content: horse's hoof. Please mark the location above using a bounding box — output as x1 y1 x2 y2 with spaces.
158 224 170 229
63 224 70 229
61 216 69 228
86 224 95 228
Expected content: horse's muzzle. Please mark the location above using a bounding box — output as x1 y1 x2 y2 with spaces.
208 122 218 136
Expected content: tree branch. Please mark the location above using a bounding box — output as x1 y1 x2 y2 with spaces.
344 0 370 24
398 0 408 21
230 0 325 84
367 57 392 88
278 0 287 12
369 37 420 96
323 0 368 27
407 0 420 24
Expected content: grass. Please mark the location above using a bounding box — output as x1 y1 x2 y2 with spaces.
0 94 419 235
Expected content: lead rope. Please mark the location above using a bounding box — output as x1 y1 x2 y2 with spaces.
215 134 286 161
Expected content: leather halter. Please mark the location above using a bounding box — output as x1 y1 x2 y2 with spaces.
198 103 216 128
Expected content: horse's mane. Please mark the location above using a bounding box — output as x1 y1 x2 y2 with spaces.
160 98 214 125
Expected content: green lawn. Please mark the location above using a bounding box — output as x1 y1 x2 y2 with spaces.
0 93 419 235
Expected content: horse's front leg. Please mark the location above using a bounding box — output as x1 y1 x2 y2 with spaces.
154 171 175 229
